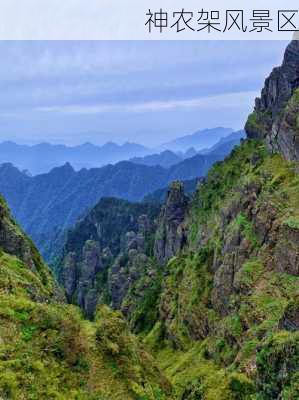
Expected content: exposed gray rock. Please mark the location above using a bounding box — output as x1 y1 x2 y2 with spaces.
245 40 299 162
279 300 299 331
59 198 159 318
109 250 149 310
154 181 189 265
62 240 104 318
61 252 77 299
273 225 299 276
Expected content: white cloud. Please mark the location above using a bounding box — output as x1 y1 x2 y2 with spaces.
35 90 258 115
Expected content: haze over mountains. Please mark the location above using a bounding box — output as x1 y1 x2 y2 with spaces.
158 127 234 152
0 128 244 262
0 140 149 175
0 127 240 174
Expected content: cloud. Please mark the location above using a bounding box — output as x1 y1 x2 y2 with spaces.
35 90 259 115
0 41 286 146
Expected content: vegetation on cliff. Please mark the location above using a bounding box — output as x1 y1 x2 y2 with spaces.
142 139 299 399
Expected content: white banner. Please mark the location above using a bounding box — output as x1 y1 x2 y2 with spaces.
0 0 298 40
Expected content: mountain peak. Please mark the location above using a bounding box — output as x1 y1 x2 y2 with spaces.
160 127 234 152
245 40 299 161
48 162 75 176
0 162 27 176
283 39 299 64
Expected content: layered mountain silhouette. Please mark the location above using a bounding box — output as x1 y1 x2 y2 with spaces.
130 150 182 168
0 129 241 261
198 130 245 155
158 127 234 152
0 127 236 174
0 140 150 175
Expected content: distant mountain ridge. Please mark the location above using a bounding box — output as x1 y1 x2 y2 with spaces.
0 127 235 174
130 130 244 168
158 127 234 152
198 130 246 155
130 150 182 168
0 140 150 174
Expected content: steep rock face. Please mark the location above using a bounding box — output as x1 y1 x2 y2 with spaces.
154 181 189 265
246 40 299 161
59 198 160 318
143 138 299 399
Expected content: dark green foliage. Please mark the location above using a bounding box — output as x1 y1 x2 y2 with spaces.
64 198 160 259
129 272 163 333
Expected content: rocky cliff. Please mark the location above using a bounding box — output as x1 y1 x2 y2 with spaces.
59 197 161 318
154 181 189 265
246 40 299 161
146 41 299 399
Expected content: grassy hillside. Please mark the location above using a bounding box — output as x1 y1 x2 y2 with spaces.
0 197 172 400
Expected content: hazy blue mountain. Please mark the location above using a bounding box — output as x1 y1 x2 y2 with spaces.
130 150 182 168
158 127 234 152
183 147 198 158
0 128 238 175
0 140 150 174
130 131 242 170
199 130 246 155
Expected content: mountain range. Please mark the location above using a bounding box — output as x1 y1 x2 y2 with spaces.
0 138 238 262
158 127 234 152
0 140 150 175
130 130 245 169
0 141 237 259
0 127 237 175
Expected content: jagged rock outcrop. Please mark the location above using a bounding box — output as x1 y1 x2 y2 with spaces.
59 197 160 318
245 40 299 161
154 181 189 265
109 251 149 310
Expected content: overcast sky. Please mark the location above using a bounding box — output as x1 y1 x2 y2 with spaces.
0 40 287 147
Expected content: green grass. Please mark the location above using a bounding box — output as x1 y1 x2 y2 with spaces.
283 216 299 230
0 251 172 400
